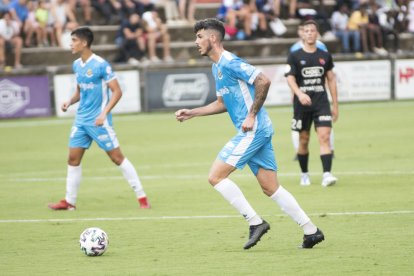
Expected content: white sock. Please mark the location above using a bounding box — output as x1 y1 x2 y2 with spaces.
291 130 299 152
270 186 316 234
330 128 335 151
119 158 146 198
214 178 263 226
65 165 82 205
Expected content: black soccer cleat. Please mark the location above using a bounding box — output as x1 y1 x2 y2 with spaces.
301 228 325 249
243 220 270 250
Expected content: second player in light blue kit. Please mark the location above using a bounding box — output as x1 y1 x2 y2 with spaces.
48 27 150 210
175 18 324 250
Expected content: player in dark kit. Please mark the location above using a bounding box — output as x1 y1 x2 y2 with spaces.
285 20 338 187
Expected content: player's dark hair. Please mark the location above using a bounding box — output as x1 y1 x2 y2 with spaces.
302 19 319 31
194 18 225 41
71 27 94 48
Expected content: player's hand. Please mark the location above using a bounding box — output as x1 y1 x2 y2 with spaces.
61 101 70 112
175 109 193 122
95 113 106 126
241 114 255 132
298 92 312 106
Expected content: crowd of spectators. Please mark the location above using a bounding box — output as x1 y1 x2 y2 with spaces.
216 0 413 55
1 0 414 69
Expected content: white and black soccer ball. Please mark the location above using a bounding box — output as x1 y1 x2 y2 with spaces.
79 227 109 256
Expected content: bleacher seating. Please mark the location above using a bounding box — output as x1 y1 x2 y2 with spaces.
13 2 414 67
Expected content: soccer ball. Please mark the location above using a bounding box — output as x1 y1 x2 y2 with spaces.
79 227 109 256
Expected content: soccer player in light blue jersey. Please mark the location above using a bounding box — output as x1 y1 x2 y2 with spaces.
175 18 324 249
48 27 150 210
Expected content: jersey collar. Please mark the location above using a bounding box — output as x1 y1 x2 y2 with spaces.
80 53 96 67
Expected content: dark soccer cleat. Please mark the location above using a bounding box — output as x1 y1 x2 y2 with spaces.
48 199 76 211
301 228 325 248
243 220 270 250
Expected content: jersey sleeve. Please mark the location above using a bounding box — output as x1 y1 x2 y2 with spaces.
226 59 260 85
284 52 297 77
326 53 334 71
100 60 117 83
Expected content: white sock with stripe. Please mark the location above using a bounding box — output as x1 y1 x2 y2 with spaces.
119 158 146 198
65 165 82 206
214 178 263 226
270 186 317 234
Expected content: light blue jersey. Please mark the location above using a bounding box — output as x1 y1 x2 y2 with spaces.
73 54 116 126
213 51 277 174
69 54 119 151
290 40 328 53
213 51 273 136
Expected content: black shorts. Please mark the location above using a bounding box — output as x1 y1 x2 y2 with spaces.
291 105 332 132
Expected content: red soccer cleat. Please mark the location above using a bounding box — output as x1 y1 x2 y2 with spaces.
48 199 76 210
138 197 151 209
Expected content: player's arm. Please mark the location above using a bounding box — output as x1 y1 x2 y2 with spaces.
95 79 122 126
175 97 227 122
286 75 311 106
61 85 80 112
250 72 270 115
241 72 271 132
326 70 339 122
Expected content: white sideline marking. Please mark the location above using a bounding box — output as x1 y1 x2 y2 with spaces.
3 170 414 182
0 210 413 223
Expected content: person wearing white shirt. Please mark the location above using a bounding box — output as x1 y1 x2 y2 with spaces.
331 4 361 53
0 11 22 69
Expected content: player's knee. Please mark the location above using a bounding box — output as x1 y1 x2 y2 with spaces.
67 157 81 166
299 139 310 150
208 174 222 186
319 133 330 144
110 155 124 166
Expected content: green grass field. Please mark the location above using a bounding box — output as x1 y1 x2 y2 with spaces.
1 101 413 275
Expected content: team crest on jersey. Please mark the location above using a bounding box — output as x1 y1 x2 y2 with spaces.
217 69 223 79
319 58 326 65
106 66 112 74
300 60 306 65
86 69 93 78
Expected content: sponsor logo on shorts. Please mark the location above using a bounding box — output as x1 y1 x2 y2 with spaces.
318 115 332 122
98 134 109 141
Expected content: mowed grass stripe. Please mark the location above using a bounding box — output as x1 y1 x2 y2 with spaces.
1 210 413 223
4 170 414 182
